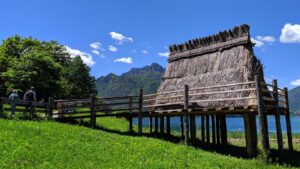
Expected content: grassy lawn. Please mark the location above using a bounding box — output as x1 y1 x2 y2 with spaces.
1 117 300 169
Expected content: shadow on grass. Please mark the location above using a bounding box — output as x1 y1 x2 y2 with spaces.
55 118 300 168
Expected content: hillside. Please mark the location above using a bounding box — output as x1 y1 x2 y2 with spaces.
0 118 296 169
289 86 300 113
96 63 165 97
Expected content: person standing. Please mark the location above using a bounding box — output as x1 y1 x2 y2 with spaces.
8 90 20 118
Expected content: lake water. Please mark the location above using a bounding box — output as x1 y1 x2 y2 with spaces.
134 116 300 133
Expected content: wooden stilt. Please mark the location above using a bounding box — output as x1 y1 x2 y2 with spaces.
128 97 133 134
90 95 96 129
149 112 153 134
138 89 143 136
211 113 216 145
220 114 227 146
244 112 257 157
201 115 205 142
167 113 171 136
273 80 283 160
284 87 293 151
190 114 196 145
155 114 158 134
255 75 270 157
216 114 220 145
206 114 210 143
160 113 164 137
180 115 184 139
183 85 190 145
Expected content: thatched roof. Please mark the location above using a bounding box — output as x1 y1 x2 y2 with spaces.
156 24 264 109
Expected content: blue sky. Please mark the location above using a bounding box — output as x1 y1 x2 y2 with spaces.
1 0 300 89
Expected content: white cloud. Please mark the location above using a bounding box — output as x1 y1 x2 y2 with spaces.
142 50 148 54
113 57 132 64
291 79 300 86
91 50 100 55
108 45 118 52
158 52 169 57
280 23 300 43
90 42 102 50
65 46 95 66
251 35 276 48
109 32 133 44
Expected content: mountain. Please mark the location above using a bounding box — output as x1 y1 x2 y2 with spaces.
96 63 165 97
289 86 300 114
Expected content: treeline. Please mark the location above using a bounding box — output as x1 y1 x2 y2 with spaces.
0 35 97 100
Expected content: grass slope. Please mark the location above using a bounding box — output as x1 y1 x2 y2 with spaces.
0 118 296 169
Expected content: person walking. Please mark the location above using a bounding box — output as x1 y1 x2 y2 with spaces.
8 90 20 118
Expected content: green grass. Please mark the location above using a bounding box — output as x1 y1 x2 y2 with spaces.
0 118 299 169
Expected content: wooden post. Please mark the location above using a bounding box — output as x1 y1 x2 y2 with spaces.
47 97 54 120
138 89 143 136
220 114 227 145
128 97 133 134
206 114 210 143
216 114 220 145
180 115 184 139
211 113 216 145
0 97 3 118
160 113 164 137
273 80 283 159
201 115 205 142
155 114 158 134
183 85 190 145
167 113 171 136
149 112 153 134
284 87 293 151
255 75 270 157
190 114 196 145
244 112 257 157
90 94 96 129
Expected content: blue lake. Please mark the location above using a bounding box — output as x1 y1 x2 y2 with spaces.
134 116 300 133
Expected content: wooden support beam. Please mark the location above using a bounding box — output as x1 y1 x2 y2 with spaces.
180 115 184 139
211 113 216 145
190 114 196 145
201 115 205 142
138 89 143 136
167 113 171 136
160 113 165 137
255 75 270 157
284 87 293 151
220 114 227 146
128 97 133 134
155 114 158 134
273 80 283 159
216 114 221 145
0 98 3 118
149 112 153 134
244 112 257 157
206 114 210 143
90 95 96 129
183 85 190 145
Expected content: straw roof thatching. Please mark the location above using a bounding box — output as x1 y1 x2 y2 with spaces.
156 24 264 109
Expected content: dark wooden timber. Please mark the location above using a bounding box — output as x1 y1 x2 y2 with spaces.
180 115 184 139
160 113 165 137
220 114 227 145
128 97 133 134
201 115 205 142
155 114 158 134
244 112 257 157
149 112 153 134
90 94 96 129
47 97 54 120
216 114 220 145
273 79 283 159
255 75 270 157
211 113 216 145
190 114 196 145
206 114 210 143
183 85 190 145
167 113 171 136
284 87 293 151
138 89 143 135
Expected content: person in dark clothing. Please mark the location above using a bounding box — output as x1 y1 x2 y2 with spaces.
23 87 37 113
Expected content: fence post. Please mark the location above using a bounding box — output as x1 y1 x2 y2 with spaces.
47 97 54 120
201 114 205 142
273 79 283 160
128 97 133 134
90 94 96 129
0 98 3 118
255 75 270 158
183 84 190 145
138 89 143 136
284 87 293 151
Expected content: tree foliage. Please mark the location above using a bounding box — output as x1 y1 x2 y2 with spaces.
0 35 97 100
